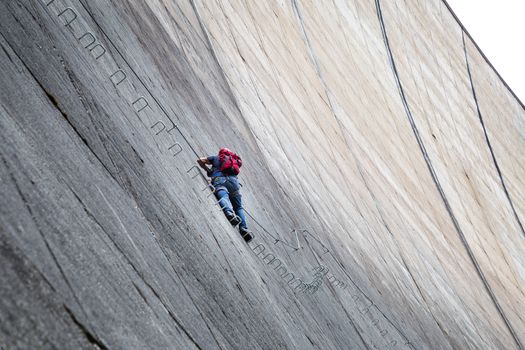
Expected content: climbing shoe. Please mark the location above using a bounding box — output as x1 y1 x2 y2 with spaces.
225 211 241 226
239 227 253 243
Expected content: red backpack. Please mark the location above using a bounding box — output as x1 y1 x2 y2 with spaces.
219 148 242 175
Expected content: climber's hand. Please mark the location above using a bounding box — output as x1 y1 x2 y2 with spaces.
197 157 209 168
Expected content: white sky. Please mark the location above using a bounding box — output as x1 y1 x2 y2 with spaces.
446 0 525 103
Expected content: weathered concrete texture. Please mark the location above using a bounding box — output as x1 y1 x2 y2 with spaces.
0 0 523 349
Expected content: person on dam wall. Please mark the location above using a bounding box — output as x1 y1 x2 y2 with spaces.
197 148 253 242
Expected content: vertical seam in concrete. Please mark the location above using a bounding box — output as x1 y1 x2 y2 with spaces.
289 0 413 346
374 1 523 348
461 32 525 239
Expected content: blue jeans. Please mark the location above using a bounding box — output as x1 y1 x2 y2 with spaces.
212 176 247 230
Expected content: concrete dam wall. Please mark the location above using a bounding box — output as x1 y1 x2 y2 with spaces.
1 0 524 349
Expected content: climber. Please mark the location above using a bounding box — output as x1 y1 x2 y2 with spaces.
197 148 253 242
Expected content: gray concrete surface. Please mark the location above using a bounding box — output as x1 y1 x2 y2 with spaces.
0 0 524 349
